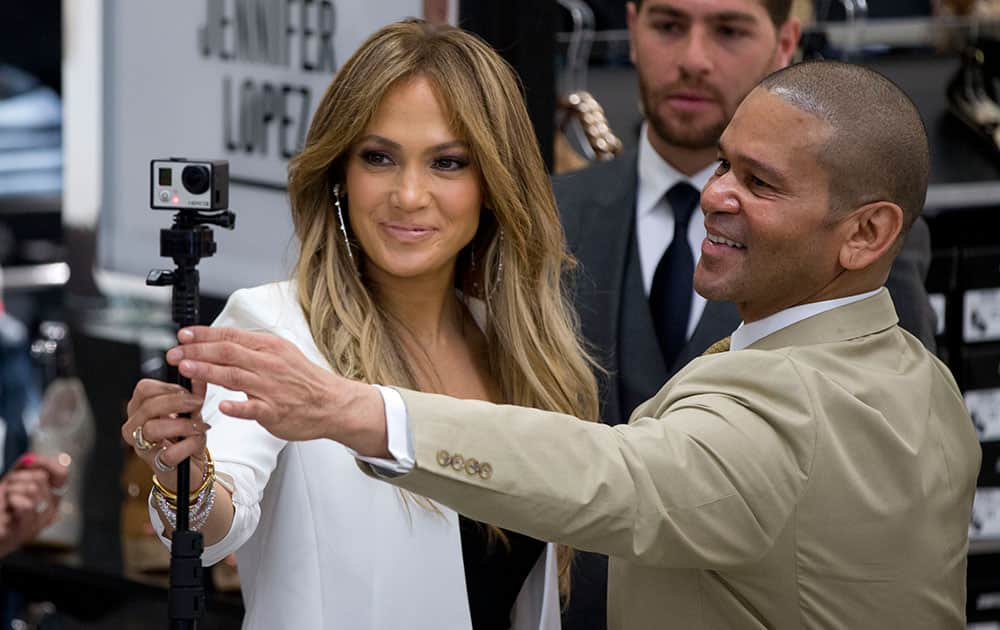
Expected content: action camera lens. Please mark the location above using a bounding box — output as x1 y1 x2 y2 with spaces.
181 165 211 195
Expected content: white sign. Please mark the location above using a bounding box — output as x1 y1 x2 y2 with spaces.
90 0 437 295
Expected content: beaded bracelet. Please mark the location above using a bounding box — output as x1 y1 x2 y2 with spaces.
154 482 216 531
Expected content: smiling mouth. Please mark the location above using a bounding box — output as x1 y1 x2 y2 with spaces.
707 233 746 249
380 223 438 243
384 223 435 233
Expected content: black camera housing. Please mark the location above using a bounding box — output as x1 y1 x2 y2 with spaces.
150 158 229 211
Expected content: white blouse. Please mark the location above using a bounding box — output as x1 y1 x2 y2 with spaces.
150 281 561 629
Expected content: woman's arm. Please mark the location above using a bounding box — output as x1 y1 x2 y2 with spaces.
127 286 295 563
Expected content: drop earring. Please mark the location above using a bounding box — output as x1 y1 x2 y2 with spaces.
332 183 353 261
487 228 504 302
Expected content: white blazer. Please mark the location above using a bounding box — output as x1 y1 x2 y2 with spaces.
151 281 562 629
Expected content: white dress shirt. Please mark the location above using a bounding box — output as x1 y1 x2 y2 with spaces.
729 289 882 351
635 124 717 339
149 282 561 630
375 289 889 471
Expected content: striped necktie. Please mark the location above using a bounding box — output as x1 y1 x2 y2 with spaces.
701 336 731 356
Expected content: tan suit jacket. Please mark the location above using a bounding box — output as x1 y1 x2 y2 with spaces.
375 290 981 629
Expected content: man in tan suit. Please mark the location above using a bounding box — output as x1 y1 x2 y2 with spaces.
170 62 982 628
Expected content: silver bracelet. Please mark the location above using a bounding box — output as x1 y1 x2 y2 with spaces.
153 483 217 532
190 486 216 532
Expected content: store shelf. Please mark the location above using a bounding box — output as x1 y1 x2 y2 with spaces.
926 182 1000 213
972 536 1000 555
2 261 69 290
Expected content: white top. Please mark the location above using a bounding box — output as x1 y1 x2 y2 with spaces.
150 281 561 630
635 124 716 339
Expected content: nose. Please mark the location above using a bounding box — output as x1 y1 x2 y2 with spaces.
701 171 740 216
678 25 713 77
392 166 431 211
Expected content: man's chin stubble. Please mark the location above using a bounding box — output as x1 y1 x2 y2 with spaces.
651 115 727 151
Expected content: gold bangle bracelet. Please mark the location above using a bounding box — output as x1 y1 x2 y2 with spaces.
152 460 215 507
151 448 215 506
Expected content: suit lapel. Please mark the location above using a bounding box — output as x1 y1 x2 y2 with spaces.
572 151 638 355
567 152 639 423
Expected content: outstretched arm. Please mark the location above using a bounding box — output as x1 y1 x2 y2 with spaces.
170 326 813 569
168 326 389 457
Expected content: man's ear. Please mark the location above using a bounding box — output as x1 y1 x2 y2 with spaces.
838 201 904 271
774 17 801 70
627 2 639 66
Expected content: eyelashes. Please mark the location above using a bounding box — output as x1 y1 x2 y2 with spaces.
360 149 392 167
357 149 471 172
432 157 470 171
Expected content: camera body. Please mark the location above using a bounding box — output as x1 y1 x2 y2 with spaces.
150 158 229 211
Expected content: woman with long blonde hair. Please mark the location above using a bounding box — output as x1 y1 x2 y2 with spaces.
123 19 598 629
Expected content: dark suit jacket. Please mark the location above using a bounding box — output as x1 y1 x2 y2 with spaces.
552 148 938 630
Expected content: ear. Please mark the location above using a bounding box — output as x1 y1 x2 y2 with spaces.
773 17 801 70
626 2 639 66
837 202 904 271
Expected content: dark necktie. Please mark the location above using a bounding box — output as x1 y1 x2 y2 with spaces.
649 182 700 369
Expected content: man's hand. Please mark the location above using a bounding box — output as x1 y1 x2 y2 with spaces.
167 326 390 457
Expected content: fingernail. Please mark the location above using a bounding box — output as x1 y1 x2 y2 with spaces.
166 348 183 362
19 453 36 467
178 329 194 342
179 360 196 373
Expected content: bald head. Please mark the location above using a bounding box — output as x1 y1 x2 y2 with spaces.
757 61 929 234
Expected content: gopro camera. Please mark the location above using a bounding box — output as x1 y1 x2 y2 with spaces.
150 158 229 211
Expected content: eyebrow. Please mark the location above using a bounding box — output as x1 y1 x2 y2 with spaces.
356 134 468 153
718 141 790 187
646 4 760 24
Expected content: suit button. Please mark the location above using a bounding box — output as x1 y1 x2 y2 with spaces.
464 458 479 475
478 462 493 480
436 450 451 467
451 454 465 471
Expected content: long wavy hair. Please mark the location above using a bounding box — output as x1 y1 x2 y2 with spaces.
287 19 599 598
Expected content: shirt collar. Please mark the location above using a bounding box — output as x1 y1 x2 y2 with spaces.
730 288 884 351
636 122 718 218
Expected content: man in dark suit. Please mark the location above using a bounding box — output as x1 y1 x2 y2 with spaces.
554 1 938 628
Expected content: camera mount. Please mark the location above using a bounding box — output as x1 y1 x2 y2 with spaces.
148 207 235 630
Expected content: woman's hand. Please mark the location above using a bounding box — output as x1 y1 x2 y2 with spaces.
122 379 210 494
0 454 69 556
167 327 389 456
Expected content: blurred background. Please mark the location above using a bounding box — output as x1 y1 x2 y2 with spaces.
0 0 999 627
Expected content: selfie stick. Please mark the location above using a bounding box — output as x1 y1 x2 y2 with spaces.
148 208 235 629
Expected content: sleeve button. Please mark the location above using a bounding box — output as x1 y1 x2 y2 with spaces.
464 458 479 475
478 462 493 480
436 450 451 467
450 454 465 471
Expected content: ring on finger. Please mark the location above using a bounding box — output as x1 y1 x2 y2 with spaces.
133 425 155 452
153 447 176 473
